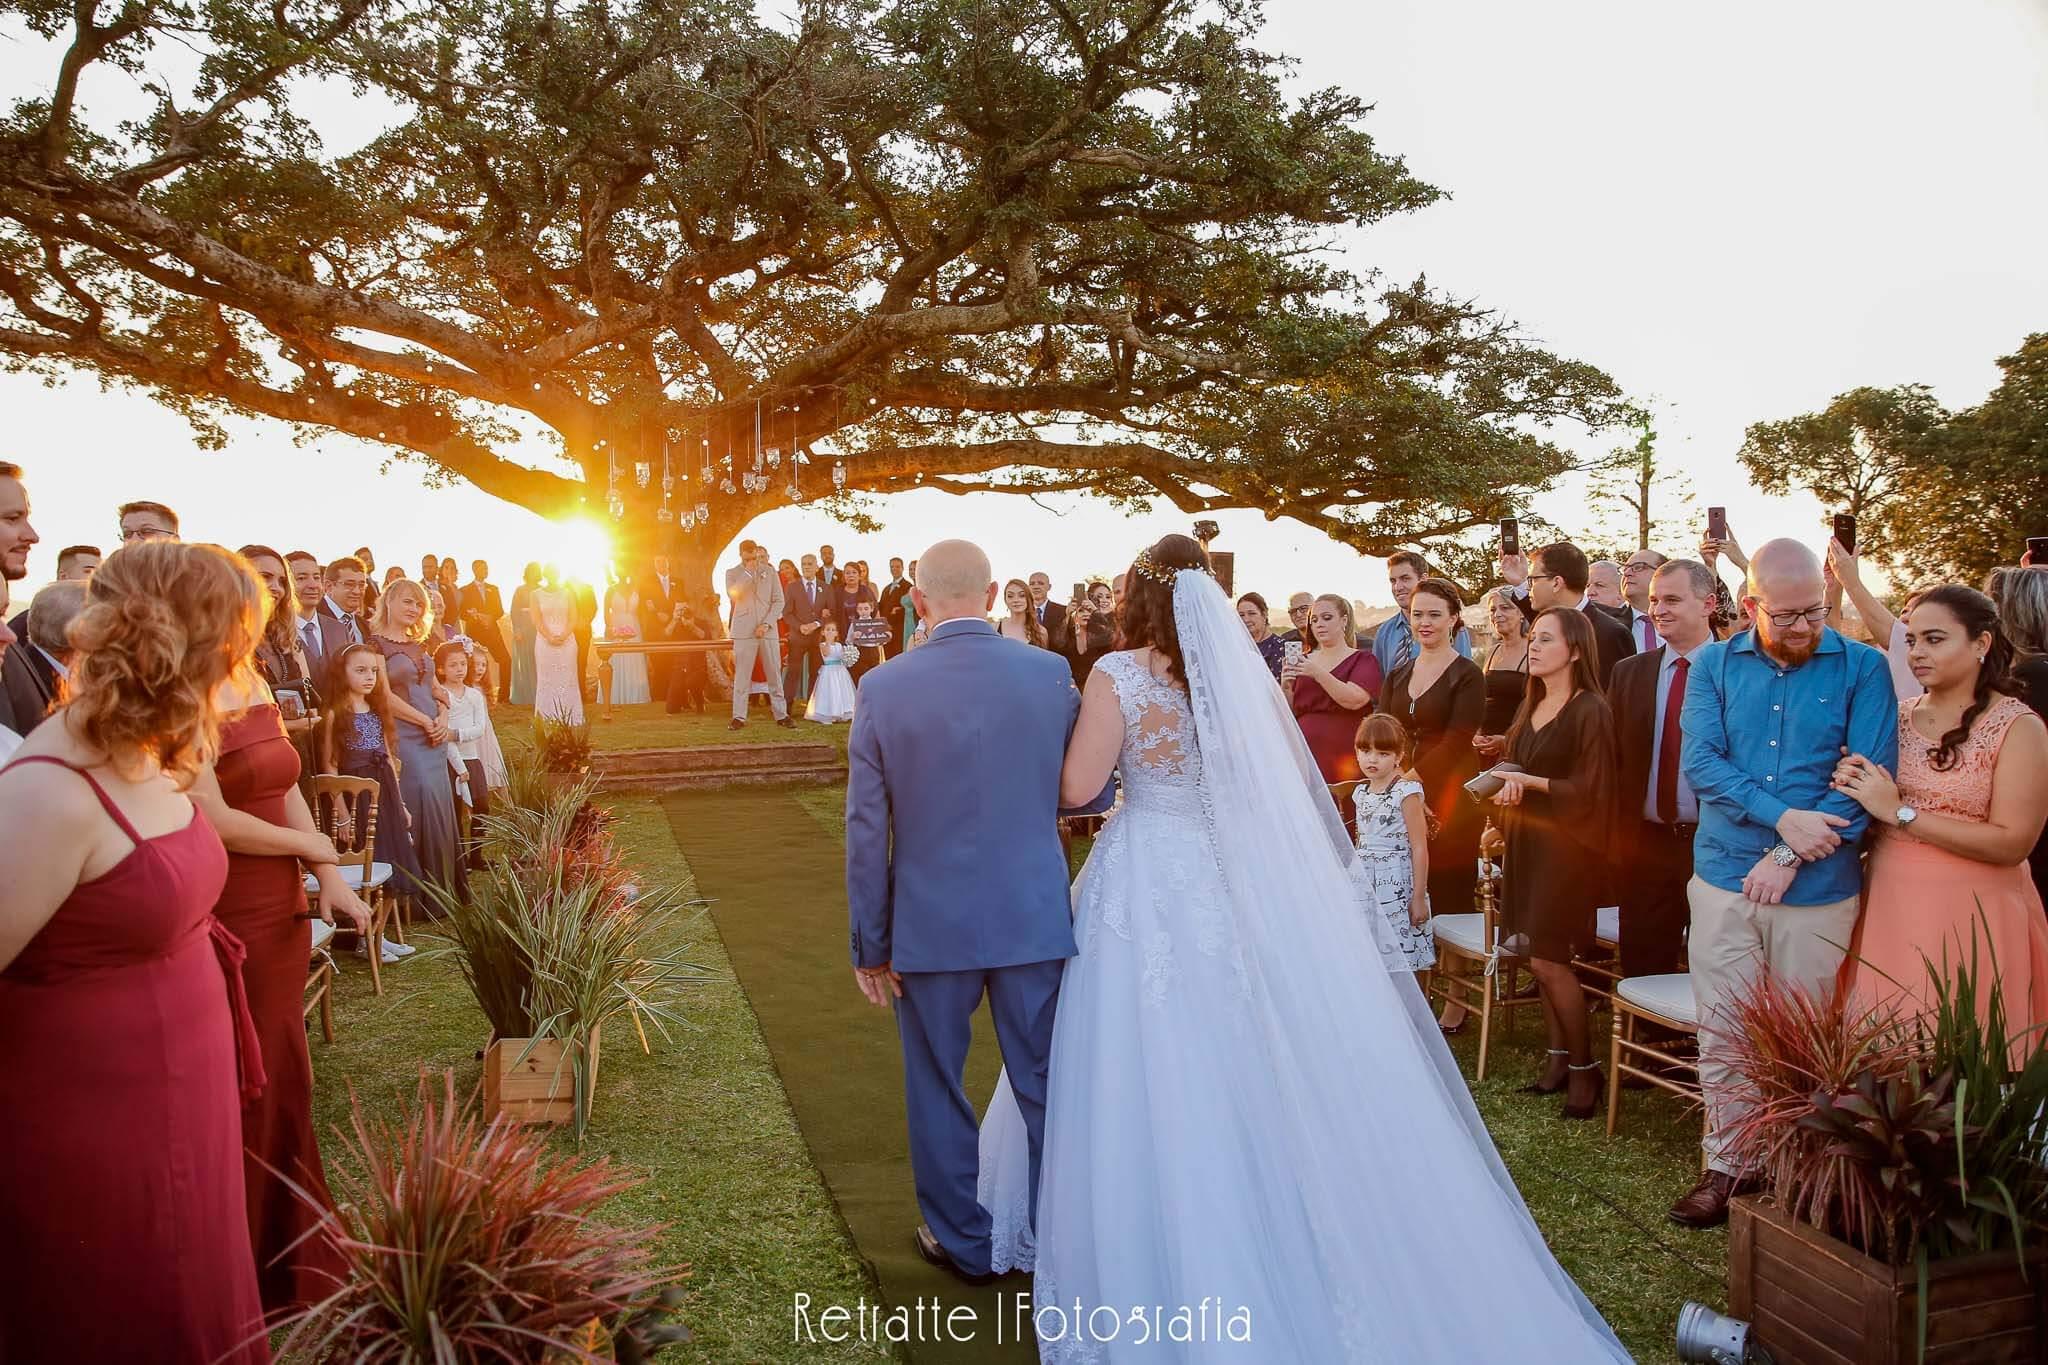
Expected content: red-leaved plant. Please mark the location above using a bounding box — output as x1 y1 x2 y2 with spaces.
272 1070 689 1362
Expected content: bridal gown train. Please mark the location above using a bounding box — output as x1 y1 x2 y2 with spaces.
978 631 1630 1362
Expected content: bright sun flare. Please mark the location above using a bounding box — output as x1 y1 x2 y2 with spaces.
552 516 617 591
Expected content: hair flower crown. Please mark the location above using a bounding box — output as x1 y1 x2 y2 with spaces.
1131 546 1215 588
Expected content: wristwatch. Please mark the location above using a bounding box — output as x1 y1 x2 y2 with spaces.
1769 842 1799 868
1895 806 1918 829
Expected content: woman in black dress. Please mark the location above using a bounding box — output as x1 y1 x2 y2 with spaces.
1490 607 1616 1121
1381 579 1485 924
1475 586 1530 761
1060 581 1117 688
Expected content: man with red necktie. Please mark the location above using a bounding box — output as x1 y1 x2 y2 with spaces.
1608 559 1718 985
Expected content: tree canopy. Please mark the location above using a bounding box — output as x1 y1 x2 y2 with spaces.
1738 340 2046 585
0 0 1625 582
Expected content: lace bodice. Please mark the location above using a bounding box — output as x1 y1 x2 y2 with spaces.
1096 651 1203 817
1891 694 2032 841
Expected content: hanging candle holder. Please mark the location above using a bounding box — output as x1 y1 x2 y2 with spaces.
607 492 625 519
719 476 736 496
680 511 696 532
832 460 848 490
766 445 782 469
695 500 709 521
657 504 674 524
635 460 652 489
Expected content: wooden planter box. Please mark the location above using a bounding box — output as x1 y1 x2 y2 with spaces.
1729 1195 2048 1365
481 1028 602 1126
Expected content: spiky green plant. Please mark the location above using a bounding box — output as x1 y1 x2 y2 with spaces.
533 710 594 773
420 799 712 1137
272 1070 689 1363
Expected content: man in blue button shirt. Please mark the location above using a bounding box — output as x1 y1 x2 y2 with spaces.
1371 550 1471 675
1670 539 1898 1228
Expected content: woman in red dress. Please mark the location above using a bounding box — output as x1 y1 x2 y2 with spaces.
1286 592 1384 784
0 541 273 1363
192 546 371 1311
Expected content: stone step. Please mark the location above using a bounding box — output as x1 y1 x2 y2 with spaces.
592 742 840 775
596 764 846 792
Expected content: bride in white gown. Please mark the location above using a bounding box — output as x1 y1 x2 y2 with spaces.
978 535 1631 1362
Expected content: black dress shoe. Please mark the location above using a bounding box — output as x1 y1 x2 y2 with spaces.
914 1225 998 1286
728 718 746 731
776 716 797 728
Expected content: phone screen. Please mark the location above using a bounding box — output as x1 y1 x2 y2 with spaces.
1499 518 1519 558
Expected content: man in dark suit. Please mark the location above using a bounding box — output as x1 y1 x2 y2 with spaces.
784 552 830 702
320 556 371 644
640 554 680 699
1608 559 1718 983
5 580 82 736
460 559 511 700
818 544 843 592
1026 571 1068 649
1503 540 1637 687
879 558 914 658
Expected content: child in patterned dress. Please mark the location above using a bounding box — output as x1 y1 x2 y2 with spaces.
1351 712 1434 977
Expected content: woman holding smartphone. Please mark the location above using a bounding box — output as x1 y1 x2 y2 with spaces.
1286 593 1382 789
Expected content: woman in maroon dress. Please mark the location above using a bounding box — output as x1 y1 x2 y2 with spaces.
1286 592 1383 785
192 545 371 1311
0 541 272 1363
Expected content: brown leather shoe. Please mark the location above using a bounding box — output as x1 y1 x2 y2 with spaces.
1667 1170 1761 1229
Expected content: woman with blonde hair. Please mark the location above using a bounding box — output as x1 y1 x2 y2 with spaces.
1285 591 1382 786
370 578 464 901
997 578 1048 648
0 542 273 1362
1999 566 2048 899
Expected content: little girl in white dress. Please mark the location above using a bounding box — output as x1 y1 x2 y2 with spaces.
1352 712 1434 975
807 622 856 723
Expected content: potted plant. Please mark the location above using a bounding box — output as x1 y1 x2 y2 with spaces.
422 788 708 1136
1716 946 2048 1365
533 708 594 793
275 1070 690 1362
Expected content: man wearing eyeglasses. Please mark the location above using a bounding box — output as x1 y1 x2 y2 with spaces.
1667 538 1897 1230
1619 549 1668 652
116 500 180 543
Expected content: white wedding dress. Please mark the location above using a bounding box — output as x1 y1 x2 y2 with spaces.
978 571 1630 1362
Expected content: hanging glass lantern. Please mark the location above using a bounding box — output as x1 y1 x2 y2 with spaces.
635 461 652 489
791 484 806 503
607 492 625 519
765 445 782 468
662 474 675 494
719 477 736 495
832 460 847 490
681 511 696 532
656 504 674 524
695 500 710 520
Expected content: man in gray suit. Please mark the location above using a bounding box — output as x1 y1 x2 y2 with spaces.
726 538 793 730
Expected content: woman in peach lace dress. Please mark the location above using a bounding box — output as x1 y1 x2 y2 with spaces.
1833 586 2048 1056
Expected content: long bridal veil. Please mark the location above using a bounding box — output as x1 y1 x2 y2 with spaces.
982 567 1631 1362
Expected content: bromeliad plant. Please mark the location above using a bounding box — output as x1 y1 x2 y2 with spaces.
534 709 595 774
1717 935 2048 1270
274 1070 690 1363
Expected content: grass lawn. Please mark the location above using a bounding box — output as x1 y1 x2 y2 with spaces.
498 701 853 755
307 797 888 1363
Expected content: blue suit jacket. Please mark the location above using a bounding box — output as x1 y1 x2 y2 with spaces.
847 618 1087 973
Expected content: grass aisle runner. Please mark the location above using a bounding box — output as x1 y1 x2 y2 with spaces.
664 790 1037 1365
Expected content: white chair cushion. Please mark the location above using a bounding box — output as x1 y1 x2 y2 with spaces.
1595 905 1620 945
303 862 395 895
1616 973 1697 1026
1433 912 1486 955
309 919 336 954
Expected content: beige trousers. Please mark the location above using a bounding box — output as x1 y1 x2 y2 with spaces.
1688 875 1860 1175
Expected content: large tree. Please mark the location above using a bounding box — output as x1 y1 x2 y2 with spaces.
1737 384 1946 567
0 0 1624 588
1888 334 2048 583
1588 408 1692 553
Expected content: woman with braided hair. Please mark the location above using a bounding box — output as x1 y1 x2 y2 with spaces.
1834 584 2048 1055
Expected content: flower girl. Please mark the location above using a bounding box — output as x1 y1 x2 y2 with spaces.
1351 712 1434 978
807 619 857 723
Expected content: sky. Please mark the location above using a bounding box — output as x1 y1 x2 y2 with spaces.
6 0 2047 613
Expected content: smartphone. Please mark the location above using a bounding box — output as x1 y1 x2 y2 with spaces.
2026 536 2048 561
1072 582 1086 603
1283 640 1305 667
1707 506 1728 542
1833 512 1857 555
1499 517 1519 558
276 690 305 722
